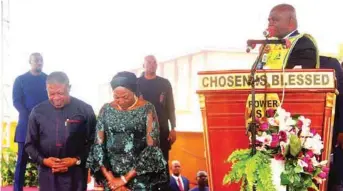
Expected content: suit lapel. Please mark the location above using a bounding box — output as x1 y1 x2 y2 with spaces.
181 176 187 190
171 177 179 190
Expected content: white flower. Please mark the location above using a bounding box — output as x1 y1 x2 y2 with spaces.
319 160 328 166
297 159 308 169
268 118 278 126
256 132 272 146
280 141 289 155
301 126 311 137
311 157 320 167
302 135 324 155
278 119 293 132
265 134 272 146
298 116 313 137
314 134 322 141
298 116 311 129
313 177 323 184
300 137 306 144
276 107 290 118
275 107 295 132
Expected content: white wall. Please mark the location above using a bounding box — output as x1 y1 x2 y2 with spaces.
167 50 258 132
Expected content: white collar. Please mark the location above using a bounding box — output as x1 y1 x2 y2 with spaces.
172 174 182 179
283 30 297 39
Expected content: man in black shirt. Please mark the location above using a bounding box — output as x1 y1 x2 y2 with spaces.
137 55 177 157
137 55 177 190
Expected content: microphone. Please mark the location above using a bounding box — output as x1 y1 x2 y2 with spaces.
263 28 276 38
246 44 256 53
247 39 286 45
245 27 290 53
246 39 291 53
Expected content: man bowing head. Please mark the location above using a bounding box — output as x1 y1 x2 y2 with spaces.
25 71 96 191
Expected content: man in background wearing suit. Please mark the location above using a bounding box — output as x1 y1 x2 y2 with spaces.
261 3 319 69
12 53 48 191
169 160 190 191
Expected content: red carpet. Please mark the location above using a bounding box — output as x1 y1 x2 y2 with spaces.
1 186 38 191
1 186 100 191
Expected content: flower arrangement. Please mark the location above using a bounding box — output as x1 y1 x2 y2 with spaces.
223 107 329 191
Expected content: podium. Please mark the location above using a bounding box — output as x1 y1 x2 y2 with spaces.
196 69 336 191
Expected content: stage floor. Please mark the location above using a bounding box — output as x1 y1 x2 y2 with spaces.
1 186 37 191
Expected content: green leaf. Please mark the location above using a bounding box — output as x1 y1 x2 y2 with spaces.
294 165 303 173
313 167 322 177
289 134 302 157
280 172 291 185
223 150 277 190
225 149 251 163
269 126 279 134
302 175 314 187
309 181 319 191
245 157 257 189
1 149 38 186
256 154 276 191
223 174 230 185
282 144 290 157
293 174 301 185
292 114 301 119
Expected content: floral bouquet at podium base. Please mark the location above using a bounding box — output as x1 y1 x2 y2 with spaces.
223 107 329 191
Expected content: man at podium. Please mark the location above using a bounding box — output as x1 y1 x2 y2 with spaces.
262 4 319 69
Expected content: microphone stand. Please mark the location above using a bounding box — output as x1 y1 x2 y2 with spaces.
248 43 267 155
247 43 268 191
246 36 289 190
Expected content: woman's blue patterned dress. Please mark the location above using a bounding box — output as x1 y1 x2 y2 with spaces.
86 102 168 190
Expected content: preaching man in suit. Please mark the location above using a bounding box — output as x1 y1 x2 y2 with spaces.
169 160 190 191
260 3 319 69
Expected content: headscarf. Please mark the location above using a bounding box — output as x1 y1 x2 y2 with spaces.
110 71 137 93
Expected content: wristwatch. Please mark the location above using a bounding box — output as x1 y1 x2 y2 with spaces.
75 157 81 165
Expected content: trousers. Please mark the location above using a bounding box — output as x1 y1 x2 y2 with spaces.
14 142 28 191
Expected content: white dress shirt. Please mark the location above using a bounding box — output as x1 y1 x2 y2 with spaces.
172 174 184 190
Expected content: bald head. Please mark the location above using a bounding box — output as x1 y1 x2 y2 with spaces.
172 160 180 166
272 4 295 12
29 52 44 74
145 55 156 61
143 55 157 76
268 4 298 38
196 170 208 187
171 160 182 176
271 4 297 20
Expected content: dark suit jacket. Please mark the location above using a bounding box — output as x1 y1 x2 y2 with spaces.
170 176 190 191
321 57 343 187
285 30 317 69
320 56 343 140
